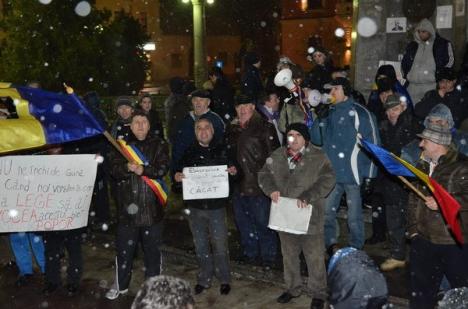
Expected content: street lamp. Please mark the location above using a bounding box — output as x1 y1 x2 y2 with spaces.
183 0 213 88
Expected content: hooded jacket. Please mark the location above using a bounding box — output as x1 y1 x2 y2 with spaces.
401 19 454 80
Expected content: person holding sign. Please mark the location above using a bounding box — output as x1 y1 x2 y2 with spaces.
174 118 236 296
106 110 170 300
258 123 335 308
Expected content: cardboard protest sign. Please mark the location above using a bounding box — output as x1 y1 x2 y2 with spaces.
182 165 229 200
0 155 98 232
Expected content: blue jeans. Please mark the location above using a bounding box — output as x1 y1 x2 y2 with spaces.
188 207 231 287
324 183 364 249
10 232 45 275
232 192 278 263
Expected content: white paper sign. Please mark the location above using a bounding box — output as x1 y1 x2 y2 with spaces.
182 165 229 200
0 155 98 232
268 196 312 235
437 5 453 29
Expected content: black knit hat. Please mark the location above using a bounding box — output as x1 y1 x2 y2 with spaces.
286 123 310 142
234 94 254 106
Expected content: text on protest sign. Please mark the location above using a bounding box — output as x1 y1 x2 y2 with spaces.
0 155 98 232
182 165 229 200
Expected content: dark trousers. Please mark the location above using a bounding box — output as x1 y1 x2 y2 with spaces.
369 192 386 239
232 192 278 263
383 182 408 260
410 236 468 309
43 228 84 286
115 224 162 290
188 207 231 287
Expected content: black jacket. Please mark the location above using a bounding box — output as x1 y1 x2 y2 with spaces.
304 63 333 92
225 112 280 196
110 135 170 226
414 89 468 128
211 80 236 123
241 65 264 103
177 141 232 210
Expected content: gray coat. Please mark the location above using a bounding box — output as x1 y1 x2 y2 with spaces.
258 143 336 235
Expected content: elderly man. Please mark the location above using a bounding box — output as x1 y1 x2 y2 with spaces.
407 123 468 309
225 95 280 267
310 77 380 254
258 123 335 308
174 118 236 296
171 89 225 185
106 110 170 300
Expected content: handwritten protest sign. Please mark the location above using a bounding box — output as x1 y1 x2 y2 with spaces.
182 165 229 200
0 155 98 232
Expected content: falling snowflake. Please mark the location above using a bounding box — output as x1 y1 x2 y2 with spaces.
357 17 378 37
75 1 91 17
52 104 62 113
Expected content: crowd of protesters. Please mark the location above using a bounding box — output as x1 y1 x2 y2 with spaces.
2 18 468 309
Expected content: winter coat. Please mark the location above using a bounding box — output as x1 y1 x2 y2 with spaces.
176 141 231 210
407 146 468 245
375 109 420 194
414 89 468 129
278 99 306 134
225 111 280 196
241 65 264 103
210 79 236 123
328 248 388 309
171 110 225 173
401 19 454 79
309 98 380 184
110 135 170 226
379 109 420 156
258 143 336 235
165 94 192 144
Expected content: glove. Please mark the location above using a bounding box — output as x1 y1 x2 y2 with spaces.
314 103 330 119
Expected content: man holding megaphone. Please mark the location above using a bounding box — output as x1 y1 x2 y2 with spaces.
309 77 380 255
274 66 336 134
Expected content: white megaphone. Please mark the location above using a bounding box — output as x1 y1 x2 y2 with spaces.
307 89 322 107
274 68 299 95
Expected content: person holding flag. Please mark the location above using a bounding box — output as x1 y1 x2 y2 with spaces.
406 123 468 309
106 110 170 300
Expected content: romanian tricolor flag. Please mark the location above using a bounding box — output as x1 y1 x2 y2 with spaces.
117 140 169 206
360 139 463 244
0 83 104 153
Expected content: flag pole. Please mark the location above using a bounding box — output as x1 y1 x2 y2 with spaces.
397 176 427 200
63 83 134 163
